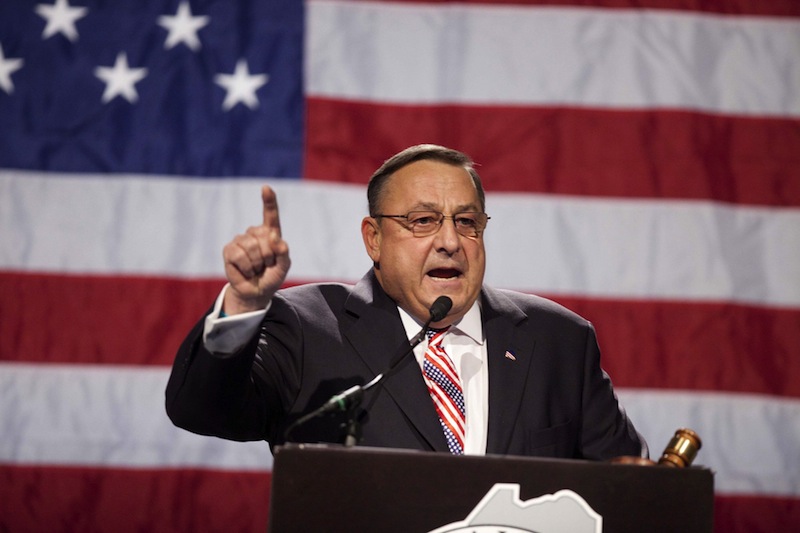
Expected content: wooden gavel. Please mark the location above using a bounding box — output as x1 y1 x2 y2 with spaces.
610 428 702 467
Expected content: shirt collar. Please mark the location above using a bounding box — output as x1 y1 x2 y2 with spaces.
398 299 484 345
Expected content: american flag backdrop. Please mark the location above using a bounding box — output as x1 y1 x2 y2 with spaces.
1 0 799 531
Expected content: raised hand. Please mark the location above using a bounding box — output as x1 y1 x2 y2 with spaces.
222 185 291 314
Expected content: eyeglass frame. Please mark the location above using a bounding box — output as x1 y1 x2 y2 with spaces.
373 210 491 238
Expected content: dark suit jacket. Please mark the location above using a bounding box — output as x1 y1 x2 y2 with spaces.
166 269 646 460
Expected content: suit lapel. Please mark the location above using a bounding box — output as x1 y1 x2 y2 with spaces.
342 271 449 452
482 287 536 455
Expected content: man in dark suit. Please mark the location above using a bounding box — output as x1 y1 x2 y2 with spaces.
166 144 647 459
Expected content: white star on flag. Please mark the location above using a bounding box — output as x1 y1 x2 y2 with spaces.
214 59 269 111
94 52 148 104
35 0 89 42
157 1 210 52
0 44 24 94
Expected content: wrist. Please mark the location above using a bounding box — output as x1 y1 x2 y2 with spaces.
223 290 270 315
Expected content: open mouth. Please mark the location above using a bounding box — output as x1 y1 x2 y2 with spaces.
427 267 462 280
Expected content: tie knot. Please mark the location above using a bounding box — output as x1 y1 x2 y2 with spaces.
427 326 450 342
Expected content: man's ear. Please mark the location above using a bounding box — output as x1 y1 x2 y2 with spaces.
361 217 381 263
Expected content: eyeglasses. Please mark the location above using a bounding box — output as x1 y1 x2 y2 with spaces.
375 210 490 238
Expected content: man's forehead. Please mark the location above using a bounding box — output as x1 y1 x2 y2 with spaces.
410 200 481 212
383 162 479 201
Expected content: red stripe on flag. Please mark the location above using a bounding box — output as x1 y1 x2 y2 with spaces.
714 494 800 533
305 99 800 207
3 272 798 398
1 465 798 532
552 294 800 397
0 464 271 533
379 0 800 17
0 272 222 366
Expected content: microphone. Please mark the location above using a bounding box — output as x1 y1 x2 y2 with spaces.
283 296 453 443
429 295 452 322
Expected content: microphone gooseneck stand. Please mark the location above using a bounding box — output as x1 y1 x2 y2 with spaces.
283 296 453 447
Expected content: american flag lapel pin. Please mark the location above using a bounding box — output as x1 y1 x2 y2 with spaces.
504 350 517 361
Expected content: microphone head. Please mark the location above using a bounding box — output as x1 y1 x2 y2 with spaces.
429 296 453 322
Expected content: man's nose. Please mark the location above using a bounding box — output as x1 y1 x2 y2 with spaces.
433 217 461 253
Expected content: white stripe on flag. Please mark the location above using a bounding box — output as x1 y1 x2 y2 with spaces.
2 362 798 496
2 171 799 307
307 0 800 116
0 363 273 471
618 389 800 497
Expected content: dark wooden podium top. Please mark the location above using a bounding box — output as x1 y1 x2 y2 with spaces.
268 444 714 533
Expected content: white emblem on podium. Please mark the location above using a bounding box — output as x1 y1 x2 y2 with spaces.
428 483 603 533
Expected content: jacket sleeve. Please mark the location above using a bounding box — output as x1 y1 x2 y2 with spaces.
164 294 304 444
579 323 649 460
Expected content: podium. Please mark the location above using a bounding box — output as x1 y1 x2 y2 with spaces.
268 444 714 533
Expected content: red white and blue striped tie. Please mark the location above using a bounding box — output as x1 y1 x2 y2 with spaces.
423 328 465 455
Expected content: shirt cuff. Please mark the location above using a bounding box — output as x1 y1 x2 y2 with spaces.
202 284 270 356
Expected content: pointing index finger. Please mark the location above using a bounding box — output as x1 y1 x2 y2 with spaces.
262 185 282 236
